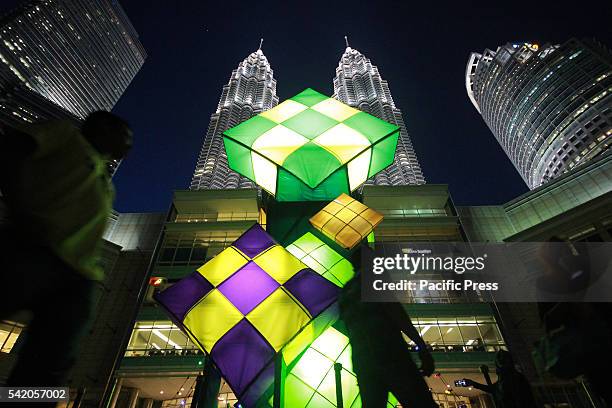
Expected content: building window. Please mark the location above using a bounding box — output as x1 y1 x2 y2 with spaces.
0 320 24 353
125 321 200 357
406 316 505 353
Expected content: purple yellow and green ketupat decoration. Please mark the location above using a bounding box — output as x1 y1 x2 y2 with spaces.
154 224 340 406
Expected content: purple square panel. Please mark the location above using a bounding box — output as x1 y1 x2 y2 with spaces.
232 223 276 258
154 272 213 321
284 269 340 317
218 261 279 315
210 319 275 397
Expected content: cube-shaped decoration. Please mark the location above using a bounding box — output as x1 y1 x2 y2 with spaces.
154 224 340 405
310 193 383 250
223 88 400 201
265 326 399 408
286 232 354 288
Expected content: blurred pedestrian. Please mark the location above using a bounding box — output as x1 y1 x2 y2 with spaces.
535 237 612 406
0 112 132 389
462 350 537 408
340 275 438 408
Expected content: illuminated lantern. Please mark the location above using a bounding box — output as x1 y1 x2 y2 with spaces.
309 193 383 249
223 88 400 201
154 224 340 406
286 232 354 287
269 326 398 407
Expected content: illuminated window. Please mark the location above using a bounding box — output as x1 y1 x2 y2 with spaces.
0 320 24 353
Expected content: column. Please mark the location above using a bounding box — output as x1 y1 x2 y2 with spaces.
127 388 140 408
107 377 123 408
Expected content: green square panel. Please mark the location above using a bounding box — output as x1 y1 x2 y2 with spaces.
343 111 398 144
286 232 354 288
283 143 342 188
224 137 255 181
369 132 399 178
224 115 277 147
276 167 349 202
282 109 339 140
223 88 399 201
289 88 330 107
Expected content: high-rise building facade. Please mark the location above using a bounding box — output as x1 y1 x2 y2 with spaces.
466 38 612 189
333 45 425 186
0 0 146 120
190 48 279 190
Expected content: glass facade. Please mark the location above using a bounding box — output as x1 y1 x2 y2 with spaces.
0 320 23 353
467 39 612 188
156 229 247 266
125 321 200 357
0 0 146 119
409 316 505 353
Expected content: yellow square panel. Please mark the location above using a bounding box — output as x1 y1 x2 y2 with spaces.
196 246 248 286
252 125 308 165
336 208 357 224
323 200 344 215
260 100 308 123
309 210 334 230
335 226 362 249
347 199 368 214
333 193 353 206
183 289 243 352
253 245 307 284
350 216 374 238
361 208 384 227
311 98 360 122
251 152 277 195
309 194 384 250
246 288 311 351
313 124 370 164
321 217 345 237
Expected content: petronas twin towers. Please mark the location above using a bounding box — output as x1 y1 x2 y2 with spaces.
190 44 425 190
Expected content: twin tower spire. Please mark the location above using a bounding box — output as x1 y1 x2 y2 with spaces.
189 40 425 191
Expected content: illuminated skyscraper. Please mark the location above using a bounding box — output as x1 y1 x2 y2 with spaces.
190 46 278 190
466 38 612 188
333 43 425 186
0 0 146 120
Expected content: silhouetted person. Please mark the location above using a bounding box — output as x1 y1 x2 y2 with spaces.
462 350 537 408
0 112 132 391
340 276 437 408
536 237 612 406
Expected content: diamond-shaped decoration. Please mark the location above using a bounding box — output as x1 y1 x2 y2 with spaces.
223 88 400 201
310 194 384 249
154 223 340 404
286 232 354 287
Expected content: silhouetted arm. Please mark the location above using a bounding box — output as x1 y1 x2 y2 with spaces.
383 302 426 348
465 379 495 394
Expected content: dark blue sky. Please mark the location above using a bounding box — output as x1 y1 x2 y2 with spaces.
6 1 611 212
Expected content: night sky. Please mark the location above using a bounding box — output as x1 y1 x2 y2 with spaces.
6 1 612 212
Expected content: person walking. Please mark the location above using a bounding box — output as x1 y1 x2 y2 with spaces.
340 275 438 408
0 112 132 390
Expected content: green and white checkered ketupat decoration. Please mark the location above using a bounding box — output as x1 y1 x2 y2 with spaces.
223 88 400 201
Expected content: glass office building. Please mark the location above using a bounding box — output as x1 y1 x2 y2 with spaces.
334 45 425 186
466 38 612 188
0 0 146 119
190 48 279 190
